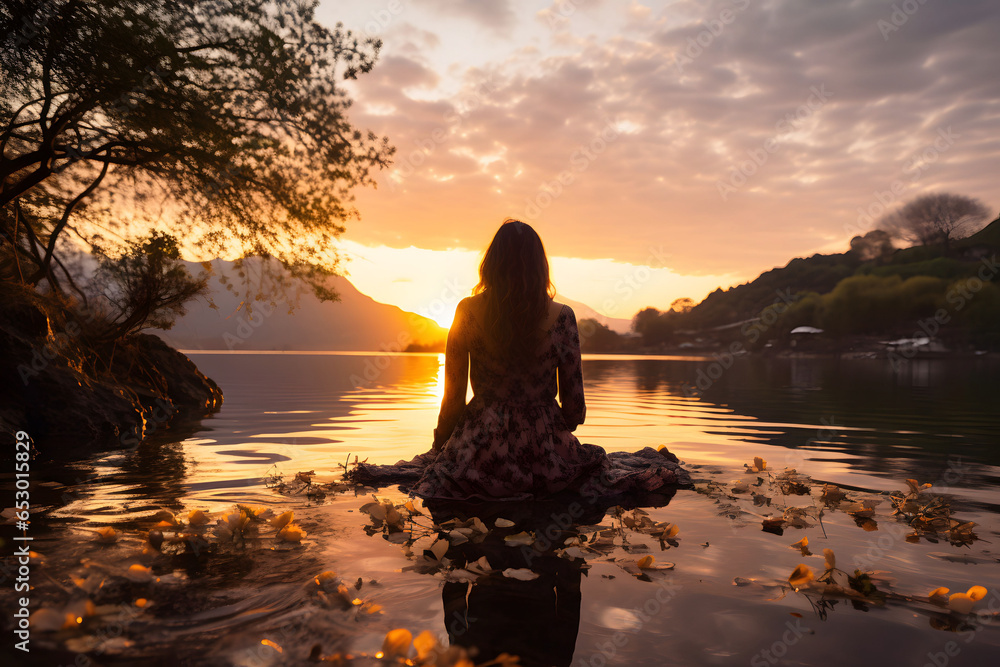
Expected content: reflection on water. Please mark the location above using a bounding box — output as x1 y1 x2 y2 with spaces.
9 352 1000 666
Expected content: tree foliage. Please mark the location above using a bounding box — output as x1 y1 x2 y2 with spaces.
632 307 677 347
90 231 208 340
849 229 894 262
578 318 622 353
878 193 991 250
0 0 392 304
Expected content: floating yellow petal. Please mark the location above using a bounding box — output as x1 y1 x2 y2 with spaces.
661 523 680 539
413 630 438 659
753 456 767 471
948 592 976 614
790 537 810 555
188 510 209 526
789 564 814 588
637 555 655 569
95 527 118 544
125 564 154 583
150 510 177 525
277 523 306 543
314 571 338 587
270 510 293 531
967 585 988 601
382 628 413 659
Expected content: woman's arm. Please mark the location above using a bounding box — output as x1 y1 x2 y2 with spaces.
556 305 586 431
433 298 471 449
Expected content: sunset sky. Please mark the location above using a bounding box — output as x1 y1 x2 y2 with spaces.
318 0 999 328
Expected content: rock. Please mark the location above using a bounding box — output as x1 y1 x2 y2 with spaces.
0 285 222 456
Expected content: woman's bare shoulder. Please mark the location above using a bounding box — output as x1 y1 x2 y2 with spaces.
543 299 570 331
552 300 575 317
455 294 483 322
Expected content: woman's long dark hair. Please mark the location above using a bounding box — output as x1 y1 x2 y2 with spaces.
474 219 555 360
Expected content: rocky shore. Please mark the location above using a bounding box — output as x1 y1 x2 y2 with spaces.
1 285 222 457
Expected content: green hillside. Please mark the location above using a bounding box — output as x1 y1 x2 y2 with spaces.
636 217 1000 351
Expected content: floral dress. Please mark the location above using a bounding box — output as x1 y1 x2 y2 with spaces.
352 299 691 501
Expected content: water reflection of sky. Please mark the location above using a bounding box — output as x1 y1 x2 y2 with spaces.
145 352 1000 509
25 353 1000 666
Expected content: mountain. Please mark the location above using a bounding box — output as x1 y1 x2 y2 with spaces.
154 258 447 351
557 295 633 334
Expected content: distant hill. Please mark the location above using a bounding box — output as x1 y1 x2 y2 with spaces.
630 216 1000 351
679 216 1000 333
154 258 447 351
557 295 633 334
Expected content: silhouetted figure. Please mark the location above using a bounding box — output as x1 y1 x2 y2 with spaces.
350 219 690 500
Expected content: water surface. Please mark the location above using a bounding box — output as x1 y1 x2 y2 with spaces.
8 352 1000 666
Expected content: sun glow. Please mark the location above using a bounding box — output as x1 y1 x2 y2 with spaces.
338 240 735 329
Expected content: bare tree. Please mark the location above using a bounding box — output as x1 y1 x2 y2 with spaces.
878 193 991 250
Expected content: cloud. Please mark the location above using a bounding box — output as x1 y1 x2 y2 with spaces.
339 0 999 286
423 0 518 32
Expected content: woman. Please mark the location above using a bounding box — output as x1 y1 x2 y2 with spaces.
352 219 690 500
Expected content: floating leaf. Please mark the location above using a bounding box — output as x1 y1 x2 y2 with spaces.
929 587 950 603
385 505 403 528
466 556 493 576
948 592 976 614
504 531 535 547
789 564 814 588
762 517 785 535
95 527 118 544
753 456 767 472
429 538 449 561
637 555 655 569
382 628 412 659
360 502 386 521
270 511 293 531
29 608 73 632
820 484 847 503
413 630 438 660
125 564 154 583
502 568 540 581
278 523 306 543
72 573 104 594
967 586 988 601
150 510 178 526
790 537 811 556
660 523 680 539
495 518 515 528
187 510 210 526
823 548 836 571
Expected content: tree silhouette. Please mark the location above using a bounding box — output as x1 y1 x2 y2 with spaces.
878 193 990 250
1 0 393 301
849 229 894 262
632 307 674 346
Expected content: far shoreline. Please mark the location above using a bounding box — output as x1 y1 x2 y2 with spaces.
179 348 1000 361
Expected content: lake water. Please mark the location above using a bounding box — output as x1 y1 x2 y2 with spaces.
8 352 1000 666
